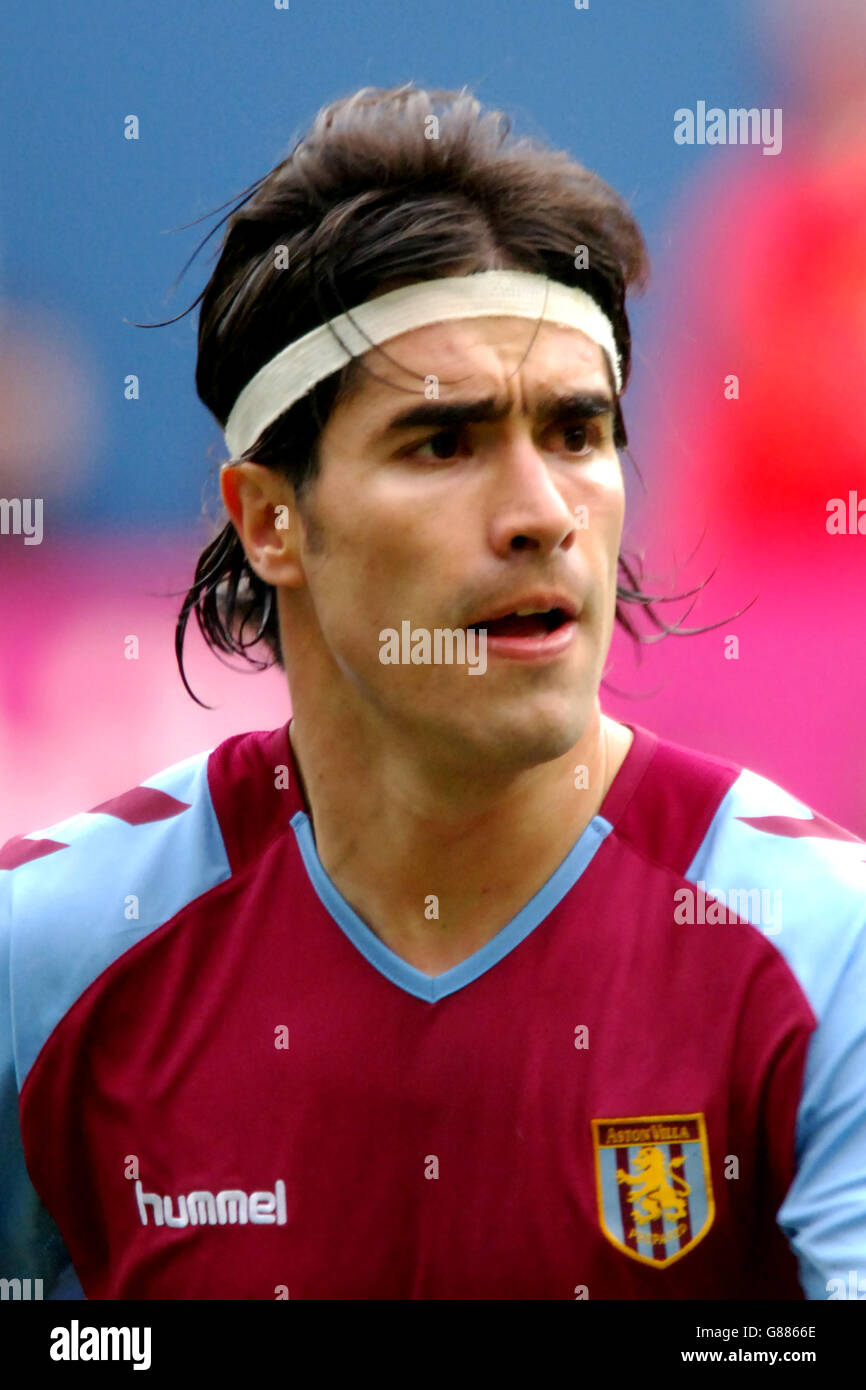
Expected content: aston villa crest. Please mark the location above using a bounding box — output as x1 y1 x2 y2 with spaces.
591 1113 715 1268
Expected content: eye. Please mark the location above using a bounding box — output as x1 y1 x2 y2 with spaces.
405 418 608 463
411 428 463 461
559 420 599 457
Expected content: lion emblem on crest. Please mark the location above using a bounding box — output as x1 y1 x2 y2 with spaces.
616 1144 691 1224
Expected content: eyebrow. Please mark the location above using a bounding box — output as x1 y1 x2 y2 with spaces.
376 388 616 439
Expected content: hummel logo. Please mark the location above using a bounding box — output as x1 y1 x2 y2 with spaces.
135 1178 287 1227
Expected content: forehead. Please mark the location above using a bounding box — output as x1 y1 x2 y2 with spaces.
338 315 613 418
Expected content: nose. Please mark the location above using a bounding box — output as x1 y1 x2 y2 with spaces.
487 432 578 558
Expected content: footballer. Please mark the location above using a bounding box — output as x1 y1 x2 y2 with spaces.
2 84 865 1301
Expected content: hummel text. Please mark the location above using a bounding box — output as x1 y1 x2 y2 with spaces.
134 1177 287 1226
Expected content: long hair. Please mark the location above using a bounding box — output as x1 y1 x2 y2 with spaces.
157 83 724 705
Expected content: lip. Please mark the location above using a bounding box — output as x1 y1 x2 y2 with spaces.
464 593 581 664
479 618 579 662
466 592 579 626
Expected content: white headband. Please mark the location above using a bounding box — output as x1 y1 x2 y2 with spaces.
222 269 621 459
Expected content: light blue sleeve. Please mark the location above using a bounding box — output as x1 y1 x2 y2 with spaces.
775 919 866 1301
0 750 224 1302
0 867 84 1298
685 764 866 1301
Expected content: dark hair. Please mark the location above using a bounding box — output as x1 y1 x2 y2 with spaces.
160 83 727 706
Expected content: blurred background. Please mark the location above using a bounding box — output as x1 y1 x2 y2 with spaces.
1 0 864 839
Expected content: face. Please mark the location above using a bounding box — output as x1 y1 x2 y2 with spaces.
268 315 624 770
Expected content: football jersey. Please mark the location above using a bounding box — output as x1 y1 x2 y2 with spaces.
1 719 865 1300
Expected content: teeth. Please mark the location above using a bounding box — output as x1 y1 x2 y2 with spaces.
514 606 546 616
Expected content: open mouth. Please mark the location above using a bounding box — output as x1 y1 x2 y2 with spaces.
467 607 572 639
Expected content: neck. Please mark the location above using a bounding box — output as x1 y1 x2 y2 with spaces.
287 691 632 975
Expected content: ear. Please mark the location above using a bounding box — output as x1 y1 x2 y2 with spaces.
220 461 305 589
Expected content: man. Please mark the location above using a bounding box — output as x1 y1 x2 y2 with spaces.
1 84 864 1300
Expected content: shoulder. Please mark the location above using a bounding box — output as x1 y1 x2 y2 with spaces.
679 750 866 1016
618 724 866 1012
0 726 293 1092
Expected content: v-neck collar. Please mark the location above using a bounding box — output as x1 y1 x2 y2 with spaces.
287 722 658 1003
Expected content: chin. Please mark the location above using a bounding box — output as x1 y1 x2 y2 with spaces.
442 697 588 773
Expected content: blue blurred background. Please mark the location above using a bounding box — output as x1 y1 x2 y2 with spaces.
0 0 764 526
2 0 865 837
